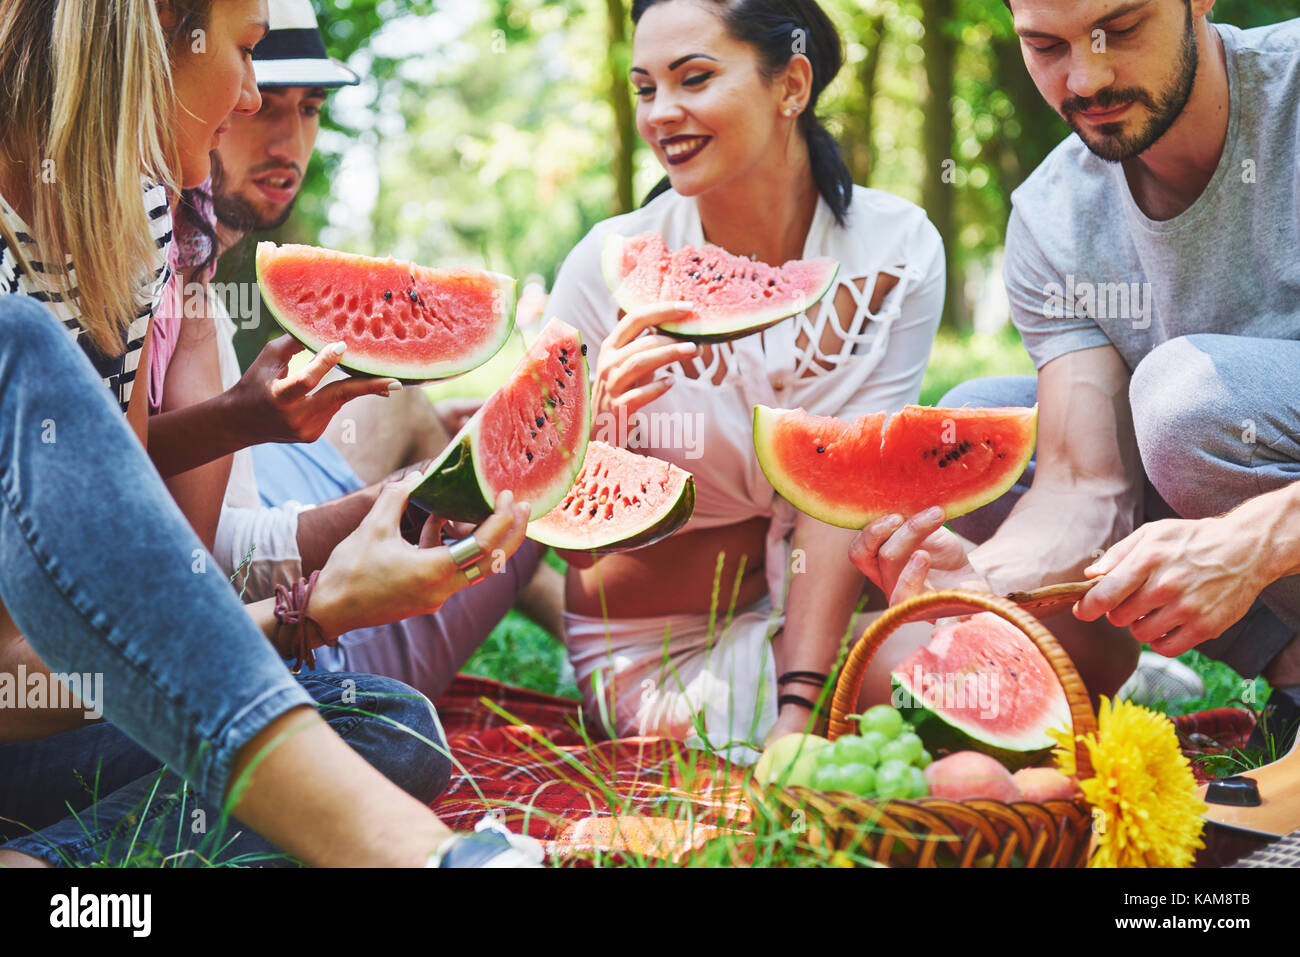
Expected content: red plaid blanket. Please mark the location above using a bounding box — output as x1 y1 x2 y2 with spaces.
431 676 750 860
431 676 1257 858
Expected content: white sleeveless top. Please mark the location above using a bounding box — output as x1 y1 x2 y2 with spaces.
547 185 945 604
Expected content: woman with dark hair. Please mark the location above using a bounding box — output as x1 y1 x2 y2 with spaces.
547 0 947 759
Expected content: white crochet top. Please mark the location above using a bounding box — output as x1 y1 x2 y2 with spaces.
548 185 945 604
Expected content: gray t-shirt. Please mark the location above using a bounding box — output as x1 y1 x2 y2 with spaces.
1005 20 1300 371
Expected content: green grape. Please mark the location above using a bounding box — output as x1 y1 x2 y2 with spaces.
813 762 876 796
857 705 905 739
859 730 891 753
880 731 924 766
874 759 912 800
906 765 929 798
916 749 933 769
831 735 881 767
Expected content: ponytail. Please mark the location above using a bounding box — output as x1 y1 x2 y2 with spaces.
631 0 853 226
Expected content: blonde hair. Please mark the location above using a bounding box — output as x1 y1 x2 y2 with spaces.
0 0 211 356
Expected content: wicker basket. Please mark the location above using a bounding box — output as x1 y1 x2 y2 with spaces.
746 590 1098 867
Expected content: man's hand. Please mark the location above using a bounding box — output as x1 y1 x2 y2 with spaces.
229 335 398 445
1074 514 1273 657
849 508 990 605
308 474 530 639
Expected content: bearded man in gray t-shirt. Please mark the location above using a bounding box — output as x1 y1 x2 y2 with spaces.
850 1 1300 709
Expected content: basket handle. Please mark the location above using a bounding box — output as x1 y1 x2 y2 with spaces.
828 589 1097 781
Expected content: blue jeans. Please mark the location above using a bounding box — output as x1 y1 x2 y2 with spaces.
942 333 1300 678
0 294 447 861
0 672 450 866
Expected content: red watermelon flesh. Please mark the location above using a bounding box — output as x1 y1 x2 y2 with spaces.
753 404 1036 529
410 318 590 523
527 441 695 552
601 232 838 342
256 242 516 382
892 613 1072 760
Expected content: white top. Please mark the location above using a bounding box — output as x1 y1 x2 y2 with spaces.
0 183 172 414
547 185 945 603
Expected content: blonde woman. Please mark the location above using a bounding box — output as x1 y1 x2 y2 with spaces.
0 0 535 868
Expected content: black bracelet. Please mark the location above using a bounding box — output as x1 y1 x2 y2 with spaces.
778 670 829 688
778 693 819 712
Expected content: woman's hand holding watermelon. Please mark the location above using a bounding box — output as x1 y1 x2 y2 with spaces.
228 334 400 446
591 302 701 431
308 473 531 639
849 507 991 605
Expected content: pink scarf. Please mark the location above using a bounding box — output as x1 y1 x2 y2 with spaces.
148 179 218 413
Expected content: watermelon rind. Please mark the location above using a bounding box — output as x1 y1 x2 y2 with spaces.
409 320 590 524
256 242 517 384
408 431 495 523
527 473 696 553
752 404 1038 529
602 233 840 343
752 404 851 528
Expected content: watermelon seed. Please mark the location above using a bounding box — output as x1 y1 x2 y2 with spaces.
384 290 392 301
556 378 565 389
564 368 573 376
768 279 776 287
536 416 545 428
816 446 825 454
530 430 537 438
581 344 588 356
408 291 418 303
526 452 533 462
938 459 949 469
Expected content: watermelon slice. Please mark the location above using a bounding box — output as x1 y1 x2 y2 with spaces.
256 242 516 382
410 318 590 523
890 613 1073 770
753 404 1037 529
601 232 838 342
527 441 695 552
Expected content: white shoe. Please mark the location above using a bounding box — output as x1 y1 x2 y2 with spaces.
1116 651 1205 705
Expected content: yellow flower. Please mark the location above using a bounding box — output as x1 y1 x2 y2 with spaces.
1049 696 1206 868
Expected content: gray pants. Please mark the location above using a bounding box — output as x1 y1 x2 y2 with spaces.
942 333 1300 678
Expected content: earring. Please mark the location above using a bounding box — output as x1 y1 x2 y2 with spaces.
785 105 800 117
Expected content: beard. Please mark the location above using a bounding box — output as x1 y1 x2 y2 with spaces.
208 151 298 233
1061 4 1199 163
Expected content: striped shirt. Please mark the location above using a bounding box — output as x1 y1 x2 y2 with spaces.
0 183 173 414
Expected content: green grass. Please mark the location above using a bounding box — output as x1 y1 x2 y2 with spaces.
462 609 580 700
919 325 1037 406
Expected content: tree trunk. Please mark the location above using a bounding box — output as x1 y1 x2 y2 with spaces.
852 14 887 185
921 0 963 330
606 0 636 214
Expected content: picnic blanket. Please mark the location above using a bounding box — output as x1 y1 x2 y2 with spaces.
430 676 1258 862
